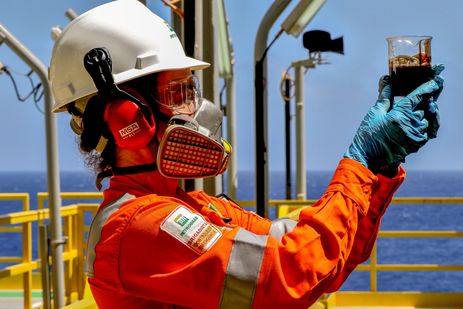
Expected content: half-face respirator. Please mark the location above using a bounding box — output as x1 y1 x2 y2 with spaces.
157 98 232 179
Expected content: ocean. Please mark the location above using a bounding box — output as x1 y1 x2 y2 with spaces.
0 170 462 292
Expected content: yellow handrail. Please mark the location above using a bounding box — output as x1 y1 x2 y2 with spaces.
1 193 100 309
0 193 31 309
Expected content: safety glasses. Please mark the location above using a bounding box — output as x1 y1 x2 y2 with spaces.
155 75 201 115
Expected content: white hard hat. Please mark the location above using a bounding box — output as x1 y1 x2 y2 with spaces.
50 0 210 112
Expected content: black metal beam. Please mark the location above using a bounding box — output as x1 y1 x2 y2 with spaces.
255 59 268 218
284 77 292 200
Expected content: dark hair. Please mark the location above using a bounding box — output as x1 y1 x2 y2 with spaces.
75 73 159 173
79 96 115 173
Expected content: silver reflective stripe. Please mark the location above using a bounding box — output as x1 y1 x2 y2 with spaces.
268 218 298 242
219 229 268 309
86 193 135 278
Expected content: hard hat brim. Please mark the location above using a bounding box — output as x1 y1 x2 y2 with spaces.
114 56 210 88
52 57 210 113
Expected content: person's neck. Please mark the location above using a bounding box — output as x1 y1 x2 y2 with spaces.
111 144 179 197
111 170 179 197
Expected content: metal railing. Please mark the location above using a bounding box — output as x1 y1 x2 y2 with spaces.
0 194 462 308
0 193 32 309
0 193 101 309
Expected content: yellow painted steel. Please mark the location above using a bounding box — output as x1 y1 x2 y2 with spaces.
0 257 22 263
22 195 32 309
331 292 463 307
380 230 463 237
0 261 38 278
0 193 32 308
37 192 103 210
0 193 100 309
62 284 97 309
357 264 463 271
0 193 463 308
370 244 377 292
0 273 42 289
0 193 29 201
0 226 22 232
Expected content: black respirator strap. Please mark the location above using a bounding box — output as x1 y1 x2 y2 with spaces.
95 163 158 190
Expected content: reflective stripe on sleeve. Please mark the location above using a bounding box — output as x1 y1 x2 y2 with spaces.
86 193 135 278
219 229 268 309
268 218 297 242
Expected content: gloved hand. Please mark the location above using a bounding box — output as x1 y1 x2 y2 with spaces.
344 64 445 175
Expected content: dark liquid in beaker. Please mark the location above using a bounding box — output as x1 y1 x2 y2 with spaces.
390 65 432 96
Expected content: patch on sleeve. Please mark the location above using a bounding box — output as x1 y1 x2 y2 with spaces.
161 206 222 254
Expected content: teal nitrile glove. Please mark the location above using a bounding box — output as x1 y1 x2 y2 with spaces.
423 64 445 138
344 64 445 175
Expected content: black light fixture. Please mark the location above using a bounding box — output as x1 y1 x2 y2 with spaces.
278 30 343 204
302 30 344 55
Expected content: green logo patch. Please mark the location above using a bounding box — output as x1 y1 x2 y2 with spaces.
174 214 189 227
161 206 222 255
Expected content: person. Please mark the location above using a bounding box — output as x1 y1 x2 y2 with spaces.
49 1 444 308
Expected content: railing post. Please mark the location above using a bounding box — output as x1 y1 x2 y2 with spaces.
76 206 86 299
71 209 79 301
64 214 71 302
21 195 32 309
38 193 45 210
370 243 378 292
39 223 51 309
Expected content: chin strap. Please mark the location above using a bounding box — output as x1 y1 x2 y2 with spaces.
95 163 158 190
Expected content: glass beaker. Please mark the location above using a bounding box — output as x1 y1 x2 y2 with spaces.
387 35 432 96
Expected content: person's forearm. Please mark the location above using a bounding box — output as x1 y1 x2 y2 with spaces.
326 165 405 292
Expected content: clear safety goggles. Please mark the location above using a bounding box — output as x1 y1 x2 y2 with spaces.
155 75 201 115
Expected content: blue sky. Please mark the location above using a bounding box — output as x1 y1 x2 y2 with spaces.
0 0 462 173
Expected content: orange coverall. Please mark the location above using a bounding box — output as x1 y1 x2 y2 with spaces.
87 158 405 308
